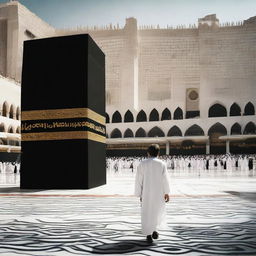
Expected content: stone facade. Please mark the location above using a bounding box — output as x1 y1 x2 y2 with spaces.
0 1 55 81
0 75 21 158
0 2 255 155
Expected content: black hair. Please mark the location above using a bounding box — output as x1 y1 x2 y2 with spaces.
147 144 160 157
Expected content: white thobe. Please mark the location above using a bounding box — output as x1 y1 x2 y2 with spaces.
134 157 170 235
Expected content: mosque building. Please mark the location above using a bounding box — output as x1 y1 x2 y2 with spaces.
0 1 255 158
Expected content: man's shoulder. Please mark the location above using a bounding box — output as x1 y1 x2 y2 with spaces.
139 159 150 165
153 158 166 166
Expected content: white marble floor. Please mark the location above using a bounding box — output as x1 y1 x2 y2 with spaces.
1 169 256 196
0 169 256 256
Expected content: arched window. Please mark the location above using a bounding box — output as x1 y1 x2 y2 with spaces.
208 103 227 117
8 126 14 133
243 122 256 134
16 107 20 120
111 128 122 138
208 123 227 136
230 103 241 116
124 128 134 138
167 126 182 136
2 101 8 117
231 123 241 135
124 110 134 122
136 110 147 122
9 104 15 119
105 113 110 123
135 128 146 137
208 123 227 154
112 111 122 123
149 109 159 121
244 102 255 116
185 124 204 136
173 107 183 120
161 108 171 121
148 126 165 137
0 123 5 132
16 126 21 134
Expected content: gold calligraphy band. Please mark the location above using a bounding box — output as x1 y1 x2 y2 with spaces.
22 131 106 144
22 108 105 125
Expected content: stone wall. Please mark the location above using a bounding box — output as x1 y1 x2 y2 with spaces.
0 1 55 82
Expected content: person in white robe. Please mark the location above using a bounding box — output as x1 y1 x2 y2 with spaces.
135 144 170 243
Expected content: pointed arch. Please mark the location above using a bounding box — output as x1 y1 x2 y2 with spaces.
149 108 159 121
185 124 204 136
2 101 9 117
16 126 21 134
16 106 20 120
124 110 134 122
173 107 183 120
161 108 171 121
243 122 256 134
0 123 5 132
112 111 122 123
208 122 227 154
244 102 255 116
167 125 182 136
111 128 122 138
124 128 134 138
9 104 15 119
231 123 241 135
8 125 14 133
105 113 110 123
148 126 165 137
208 122 227 136
135 127 146 137
230 103 241 116
208 103 227 117
136 110 147 122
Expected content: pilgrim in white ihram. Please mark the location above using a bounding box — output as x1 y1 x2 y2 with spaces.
135 156 170 237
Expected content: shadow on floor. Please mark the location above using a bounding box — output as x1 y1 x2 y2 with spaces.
92 239 154 254
224 191 256 202
0 186 47 193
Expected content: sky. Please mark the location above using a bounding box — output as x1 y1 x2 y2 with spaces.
1 0 256 28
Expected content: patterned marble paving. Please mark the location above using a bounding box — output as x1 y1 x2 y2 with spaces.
0 195 256 256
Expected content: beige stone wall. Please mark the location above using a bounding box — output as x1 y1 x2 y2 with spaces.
0 75 20 134
0 1 255 131
0 19 7 76
0 1 55 82
199 24 256 118
16 3 55 81
138 29 200 113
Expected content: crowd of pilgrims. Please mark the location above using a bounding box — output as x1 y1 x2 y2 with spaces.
0 162 20 174
0 155 255 174
107 154 256 173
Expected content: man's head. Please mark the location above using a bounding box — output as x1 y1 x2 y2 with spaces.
147 144 160 157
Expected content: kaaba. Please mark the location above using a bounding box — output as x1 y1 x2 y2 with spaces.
20 34 106 189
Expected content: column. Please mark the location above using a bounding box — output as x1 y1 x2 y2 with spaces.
166 141 170 155
226 140 230 154
206 139 210 154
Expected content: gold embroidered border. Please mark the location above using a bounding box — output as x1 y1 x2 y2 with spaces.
22 131 106 144
22 108 105 125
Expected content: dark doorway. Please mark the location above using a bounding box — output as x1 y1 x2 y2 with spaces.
149 109 159 121
208 104 227 117
136 110 147 122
